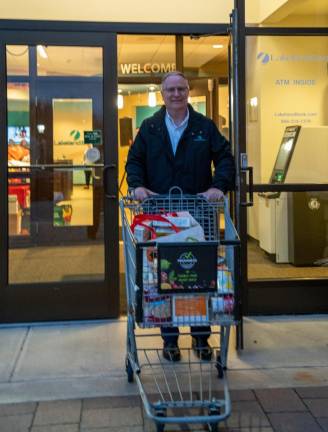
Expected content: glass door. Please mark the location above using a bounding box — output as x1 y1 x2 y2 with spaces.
245 34 328 314
1 34 118 322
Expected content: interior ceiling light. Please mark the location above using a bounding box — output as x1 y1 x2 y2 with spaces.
148 86 157 107
117 89 124 109
212 44 224 49
37 45 48 59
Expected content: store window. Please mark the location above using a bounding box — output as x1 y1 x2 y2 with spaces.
246 35 328 280
245 0 328 28
6 45 105 284
7 80 30 237
37 46 102 76
6 45 29 75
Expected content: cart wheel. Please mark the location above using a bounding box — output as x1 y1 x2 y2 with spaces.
125 358 134 383
216 354 224 379
207 422 219 432
156 423 165 432
155 409 166 432
207 408 220 432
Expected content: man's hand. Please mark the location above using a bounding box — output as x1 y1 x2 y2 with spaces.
133 187 158 201
198 187 224 201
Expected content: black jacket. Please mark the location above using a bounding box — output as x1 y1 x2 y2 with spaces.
126 104 235 194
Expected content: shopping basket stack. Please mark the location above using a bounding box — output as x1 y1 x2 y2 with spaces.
120 187 241 432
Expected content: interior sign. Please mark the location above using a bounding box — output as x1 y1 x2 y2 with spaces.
120 63 176 75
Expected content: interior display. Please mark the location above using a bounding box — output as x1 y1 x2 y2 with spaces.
8 126 30 165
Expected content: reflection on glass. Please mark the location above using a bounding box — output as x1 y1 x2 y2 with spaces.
53 99 94 226
246 36 328 184
7 82 31 237
6 45 29 76
245 0 328 27
183 36 229 78
37 46 103 77
7 45 105 284
248 191 328 280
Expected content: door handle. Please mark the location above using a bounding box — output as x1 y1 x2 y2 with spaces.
239 153 253 207
103 164 117 199
240 166 254 207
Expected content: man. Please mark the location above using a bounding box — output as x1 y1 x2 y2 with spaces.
126 71 235 362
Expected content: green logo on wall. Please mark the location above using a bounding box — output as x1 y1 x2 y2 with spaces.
70 130 81 141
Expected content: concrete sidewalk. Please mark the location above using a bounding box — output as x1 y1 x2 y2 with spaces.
0 315 327 431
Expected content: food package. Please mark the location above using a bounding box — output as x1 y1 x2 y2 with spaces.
172 295 209 325
143 293 171 324
217 269 233 294
211 295 234 314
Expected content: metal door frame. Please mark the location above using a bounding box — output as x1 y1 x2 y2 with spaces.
0 30 119 322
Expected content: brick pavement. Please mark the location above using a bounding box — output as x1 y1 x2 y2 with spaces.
0 387 327 432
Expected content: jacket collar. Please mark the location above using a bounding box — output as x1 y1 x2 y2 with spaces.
150 104 203 133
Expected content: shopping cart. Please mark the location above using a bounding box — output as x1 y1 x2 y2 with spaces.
120 187 241 432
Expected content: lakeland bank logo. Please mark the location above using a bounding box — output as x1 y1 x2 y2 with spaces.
257 52 271 64
257 52 328 65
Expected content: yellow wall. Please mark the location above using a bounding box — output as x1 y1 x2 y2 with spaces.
246 35 328 239
0 0 233 23
246 0 288 24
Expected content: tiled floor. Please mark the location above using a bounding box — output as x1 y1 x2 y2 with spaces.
0 387 327 432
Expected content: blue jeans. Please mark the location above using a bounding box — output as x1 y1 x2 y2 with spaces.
161 326 211 344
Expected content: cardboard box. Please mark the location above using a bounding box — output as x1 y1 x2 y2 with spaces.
9 212 22 236
8 195 19 214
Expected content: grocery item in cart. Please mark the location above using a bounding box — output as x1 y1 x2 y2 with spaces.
131 211 205 243
143 293 171 324
172 295 209 325
211 294 234 314
217 266 233 294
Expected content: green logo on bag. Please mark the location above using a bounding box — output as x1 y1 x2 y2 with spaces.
177 252 197 270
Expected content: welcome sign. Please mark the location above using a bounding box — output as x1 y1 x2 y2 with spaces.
119 63 176 75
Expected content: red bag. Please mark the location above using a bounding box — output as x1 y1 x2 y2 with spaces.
131 214 180 240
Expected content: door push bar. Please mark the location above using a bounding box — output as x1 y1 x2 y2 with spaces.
240 153 254 207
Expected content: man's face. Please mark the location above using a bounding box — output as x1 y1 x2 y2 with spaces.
161 75 189 112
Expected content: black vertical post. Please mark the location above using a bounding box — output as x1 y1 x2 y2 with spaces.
233 0 248 314
176 35 184 72
103 33 120 317
0 40 8 317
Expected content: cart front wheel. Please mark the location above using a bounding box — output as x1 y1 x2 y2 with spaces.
155 409 166 432
207 422 219 432
207 406 220 431
156 423 165 432
125 358 134 383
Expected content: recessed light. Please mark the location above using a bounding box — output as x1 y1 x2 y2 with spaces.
212 44 224 49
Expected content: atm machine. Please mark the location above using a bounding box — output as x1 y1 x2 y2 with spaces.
259 125 328 266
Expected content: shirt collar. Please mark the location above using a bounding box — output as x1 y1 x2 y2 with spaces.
165 109 189 128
